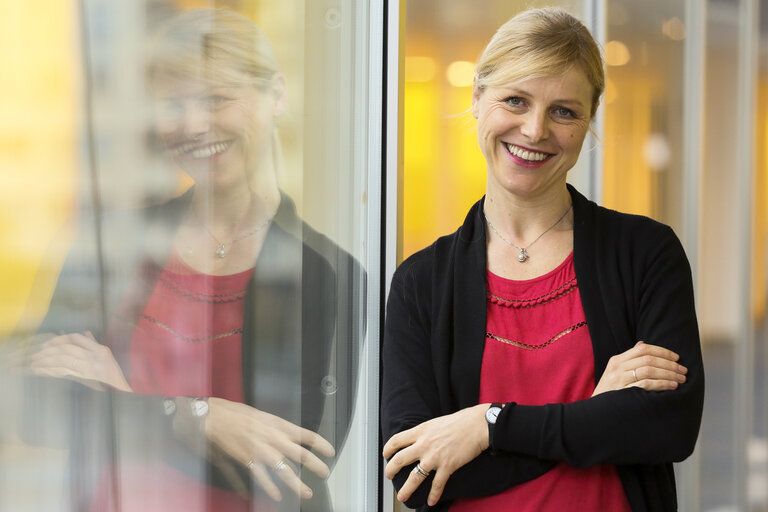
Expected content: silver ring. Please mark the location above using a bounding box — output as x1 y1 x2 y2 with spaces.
632 368 638 382
246 459 255 470
412 463 430 478
273 459 289 472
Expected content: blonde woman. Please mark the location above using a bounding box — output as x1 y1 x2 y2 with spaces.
382 8 703 511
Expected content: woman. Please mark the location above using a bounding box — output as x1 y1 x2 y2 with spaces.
381 8 703 511
21 8 363 511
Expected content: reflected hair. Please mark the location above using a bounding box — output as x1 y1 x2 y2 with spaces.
147 8 280 89
474 8 604 117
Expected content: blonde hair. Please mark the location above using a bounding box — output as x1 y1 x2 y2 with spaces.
147 8 280 89
475 8 604 117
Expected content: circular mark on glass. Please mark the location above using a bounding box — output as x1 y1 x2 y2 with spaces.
324 8 341 29
320 375 338 395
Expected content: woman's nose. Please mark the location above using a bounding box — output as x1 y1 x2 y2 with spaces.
520 110 549 143
181 102 211 138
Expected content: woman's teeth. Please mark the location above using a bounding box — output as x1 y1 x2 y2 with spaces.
506 143 549 162
175 141 231 158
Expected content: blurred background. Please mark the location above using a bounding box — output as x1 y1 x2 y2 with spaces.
1 0 767 510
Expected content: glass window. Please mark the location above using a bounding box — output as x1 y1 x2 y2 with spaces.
0 1 381 511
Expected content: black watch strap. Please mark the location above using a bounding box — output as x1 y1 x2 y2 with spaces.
485 402 504 452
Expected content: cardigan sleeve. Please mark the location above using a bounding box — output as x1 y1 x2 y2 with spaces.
381 257 554 509
490 224 704 467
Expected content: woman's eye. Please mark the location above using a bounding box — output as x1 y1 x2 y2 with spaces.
505 96 524 107
553 106 575 118
206 95 230 107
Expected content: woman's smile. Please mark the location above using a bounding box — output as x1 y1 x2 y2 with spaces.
503 142 554 167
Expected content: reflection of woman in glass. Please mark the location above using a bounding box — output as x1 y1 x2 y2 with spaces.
23 9 362 511
381 8 703 512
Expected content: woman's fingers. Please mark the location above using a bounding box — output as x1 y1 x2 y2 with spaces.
268 413 335 458
279 438 330 478
396 462 432 503
630 340 679 362
384 442 420 479
427 468 450 507
382 426 417 459
296 427 335 458
629 365 687 390
249 461 283 502
271 459 314 500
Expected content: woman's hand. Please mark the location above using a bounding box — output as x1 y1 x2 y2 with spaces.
592 341 687 397
205 398 335 502
26 332 132 392
382 404 489 507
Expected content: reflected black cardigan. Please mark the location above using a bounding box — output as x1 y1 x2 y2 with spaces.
381 185 704 512
24 192 365 512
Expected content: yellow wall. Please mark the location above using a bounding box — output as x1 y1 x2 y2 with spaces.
0 2 78 335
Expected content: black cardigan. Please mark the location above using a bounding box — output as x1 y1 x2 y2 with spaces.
381 185 704 511
22 191 365 512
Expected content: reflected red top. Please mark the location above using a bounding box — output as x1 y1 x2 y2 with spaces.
91 252 277 512
450 253 631 512
128 251 252 401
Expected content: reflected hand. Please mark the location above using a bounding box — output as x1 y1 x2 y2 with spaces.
26 332 132 392
592 341 687 396
205 397 335 502
382 404 488 507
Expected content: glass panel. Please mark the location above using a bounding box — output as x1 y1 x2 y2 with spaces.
699 0 743 509
0 1 377 510
753 2 768 510
602 0 687 232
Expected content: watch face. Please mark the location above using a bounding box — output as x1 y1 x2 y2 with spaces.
486 406 501 424
163 399 176 416
191 399 209 417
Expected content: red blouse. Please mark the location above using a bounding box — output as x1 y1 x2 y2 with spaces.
90 252 277 512
450 253 631 512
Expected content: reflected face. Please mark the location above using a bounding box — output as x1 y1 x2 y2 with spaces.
472 66 594 200
152 75 284 190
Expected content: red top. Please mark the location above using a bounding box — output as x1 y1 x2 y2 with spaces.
90 252 276 512
450 253 631 512
128 251 252 401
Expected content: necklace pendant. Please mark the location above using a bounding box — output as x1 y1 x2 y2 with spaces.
517 248 530 262
215 244 226 258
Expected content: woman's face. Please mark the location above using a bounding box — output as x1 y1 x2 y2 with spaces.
472 66 594 201
152 73 284 191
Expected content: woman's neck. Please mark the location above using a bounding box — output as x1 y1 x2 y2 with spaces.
483 186 573 245
190 182 280 237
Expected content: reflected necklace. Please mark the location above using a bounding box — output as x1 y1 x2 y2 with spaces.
484 203 572 263
194 210 272 258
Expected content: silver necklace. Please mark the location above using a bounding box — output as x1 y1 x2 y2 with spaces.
194 210 272 258
484 204 572 263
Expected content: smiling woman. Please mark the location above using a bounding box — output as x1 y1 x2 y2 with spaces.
381 7 704 512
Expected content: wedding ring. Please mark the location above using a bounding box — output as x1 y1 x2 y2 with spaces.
273 459 289 472
412 463 430 478
632 368 638 382
246 459 255 470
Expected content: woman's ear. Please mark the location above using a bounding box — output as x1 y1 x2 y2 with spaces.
272 73 287 117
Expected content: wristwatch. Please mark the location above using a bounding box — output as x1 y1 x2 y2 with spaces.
190 397 210 417
485 403 503 450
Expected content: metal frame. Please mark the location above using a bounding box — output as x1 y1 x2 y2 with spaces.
735 0 759 509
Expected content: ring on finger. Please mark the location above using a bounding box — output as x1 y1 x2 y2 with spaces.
246 458 255 470
273 458 289 472
412 463 430 478
632 368 638 382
